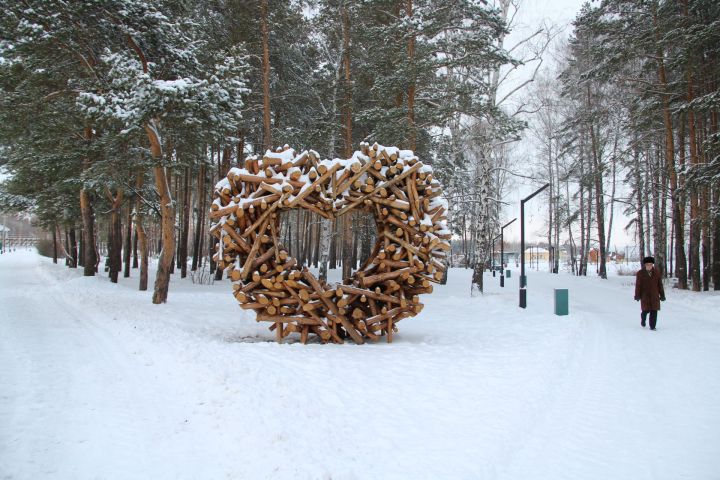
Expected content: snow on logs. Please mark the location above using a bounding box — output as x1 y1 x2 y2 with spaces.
210 143 450 344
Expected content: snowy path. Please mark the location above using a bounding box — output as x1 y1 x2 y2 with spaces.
1 251 719 479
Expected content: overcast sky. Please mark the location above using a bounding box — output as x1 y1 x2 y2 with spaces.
491 0 636 250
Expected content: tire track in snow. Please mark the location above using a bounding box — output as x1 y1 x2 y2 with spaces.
0 254 165 479
500 273 720 479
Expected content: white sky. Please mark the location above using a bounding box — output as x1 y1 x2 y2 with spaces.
490 0 636 251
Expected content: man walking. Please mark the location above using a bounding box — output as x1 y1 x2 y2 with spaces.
634 256 666 330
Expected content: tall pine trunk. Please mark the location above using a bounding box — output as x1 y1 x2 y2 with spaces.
146 123 175 303
260 0 272 151
123 205 131 278
107 188 123 283
52 225 58 264
713 182 720 290
687 73 701 291
340 2 353 280
192 162 205 271
179 166 190 278
80 127 97 276
405 0 416 151
655 20 681 281
69 228 78 268
586 86 607 279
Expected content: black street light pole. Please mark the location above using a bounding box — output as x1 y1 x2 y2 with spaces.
520 183 550 308
492 234 501 277
499 218 516 287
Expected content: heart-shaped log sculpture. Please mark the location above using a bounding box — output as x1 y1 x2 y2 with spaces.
210 142 450 344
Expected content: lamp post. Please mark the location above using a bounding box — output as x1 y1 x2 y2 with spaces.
492 233 501 277
499 218 516 287
520 183 549 308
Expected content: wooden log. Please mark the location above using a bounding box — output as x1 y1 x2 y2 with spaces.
209 203 240 219
235 173 283 185
288 164 341 208
338 284 402 305
242 194 285 238
221 223 252 253
302 269 364 344
239 219 268 281
361 266 416 287
257 314 323 326
283 282 344 344
335 162 423 217
370 196 410 211
334 159 373 195
365 307 408 326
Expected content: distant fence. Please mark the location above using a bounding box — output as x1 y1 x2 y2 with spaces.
2 236 41 248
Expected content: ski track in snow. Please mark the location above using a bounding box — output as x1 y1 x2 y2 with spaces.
1 251 719 479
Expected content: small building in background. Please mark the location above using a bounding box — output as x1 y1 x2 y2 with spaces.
588 248 626 264
524 247 549 263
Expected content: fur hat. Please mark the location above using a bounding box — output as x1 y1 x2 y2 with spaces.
643 256 655 264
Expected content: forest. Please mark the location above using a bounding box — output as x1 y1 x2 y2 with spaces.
1 0 718 305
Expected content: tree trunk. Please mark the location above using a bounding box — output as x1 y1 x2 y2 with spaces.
634 148 646 260
69 228 77 268
350 216 358 271
179 166 190 278
713 182 720 290
586 86 607 279
63 228 70 265
687 74 701 290
145 122 175 303
675 117 688 287
701 183 710 291
341 2 353 158
342 214 353 279
405 0 416 151
107 188 124 283
132 230 138 268
547 137 554 272
578 130 587 276
566 180 577 274
123 205 132 277
134 172 149 290
651 145 662 271
643 149 653 256
80 128 97 276
655 23 680 280
583 179 593 276
711 108 720 290
197 162 207 270
295 211 302 264
260 0 272 151
52 225 58 264
192 162 205 272
328 218 338 270
209 236 218 274
78 228 85 267
605 129 618 257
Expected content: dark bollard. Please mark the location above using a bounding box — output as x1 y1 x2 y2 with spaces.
519 288 527 308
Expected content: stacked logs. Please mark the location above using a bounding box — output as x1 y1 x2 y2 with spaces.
210 143 450 344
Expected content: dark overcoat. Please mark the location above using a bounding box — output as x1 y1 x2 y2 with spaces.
634 267 665 311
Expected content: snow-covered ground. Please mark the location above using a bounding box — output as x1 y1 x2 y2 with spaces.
1 250 719 480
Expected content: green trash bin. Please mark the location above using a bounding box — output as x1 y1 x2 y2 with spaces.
505 269 511 278
554 288 569 316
